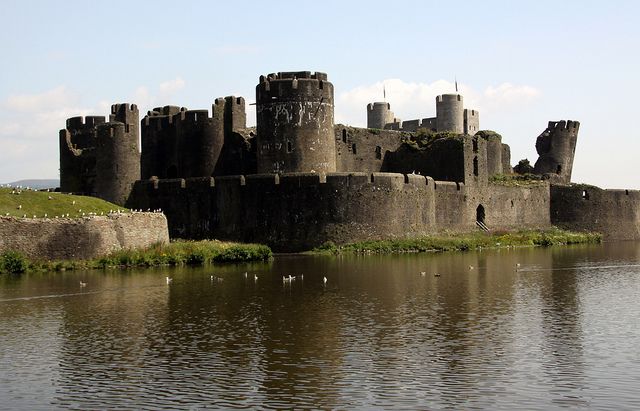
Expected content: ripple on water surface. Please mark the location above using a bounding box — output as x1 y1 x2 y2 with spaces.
1 243 640 409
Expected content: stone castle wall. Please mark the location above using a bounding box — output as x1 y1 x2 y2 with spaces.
0 213 169 260
550 185 640 240
128 173 550 252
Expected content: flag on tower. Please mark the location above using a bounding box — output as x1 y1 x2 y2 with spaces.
455 77 458 92
383 84 386 100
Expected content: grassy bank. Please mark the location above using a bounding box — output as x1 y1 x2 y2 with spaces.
0 186 127 218
0 240 272 274
312 228 602 255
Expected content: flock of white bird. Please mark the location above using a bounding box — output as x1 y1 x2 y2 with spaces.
81 264 525 289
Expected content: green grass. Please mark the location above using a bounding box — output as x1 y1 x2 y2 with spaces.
0 186 127 218
0 240 272 274
311 228 602 255
489 173 546 187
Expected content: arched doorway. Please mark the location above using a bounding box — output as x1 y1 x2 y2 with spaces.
167 165 178 178
476 204 485 225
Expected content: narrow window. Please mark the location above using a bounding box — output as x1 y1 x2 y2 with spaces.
473 156 479 176
375 146 382 160
342 129 347 143
556 164 562 174
287 141 292 153
352 143 357 155
125 124 130 133
472 138 478 153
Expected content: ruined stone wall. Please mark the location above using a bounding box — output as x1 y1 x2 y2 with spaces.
335 126 405 173
59 116 105 195
0 213 169 260
550 185 640 240
501 143 512 174
534 120 579 184
128 172 550 252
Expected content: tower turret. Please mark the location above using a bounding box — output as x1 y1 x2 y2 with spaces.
367 102 395 129
59 115 105 194
95 104 140 206
256 71 335 174
533 120 580 184
436 94 464 134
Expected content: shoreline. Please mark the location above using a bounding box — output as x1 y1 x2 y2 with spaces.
0 228 601 274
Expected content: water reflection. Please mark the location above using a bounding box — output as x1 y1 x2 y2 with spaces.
1 243 640 409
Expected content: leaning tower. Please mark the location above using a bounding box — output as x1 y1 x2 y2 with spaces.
256 71 335 174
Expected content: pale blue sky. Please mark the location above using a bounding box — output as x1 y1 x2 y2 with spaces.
1 0 639 188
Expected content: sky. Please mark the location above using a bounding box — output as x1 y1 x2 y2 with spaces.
1 0 639 188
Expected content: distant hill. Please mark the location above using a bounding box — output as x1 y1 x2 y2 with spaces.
4 179 60 190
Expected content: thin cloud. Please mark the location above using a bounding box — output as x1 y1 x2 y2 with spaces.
4 86 77 112
336 79 540 127
159 77 186 94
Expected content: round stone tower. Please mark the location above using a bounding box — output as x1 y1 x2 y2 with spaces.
256 71 335 174
367 102 394 129
95 104 140 206
436 94 464 134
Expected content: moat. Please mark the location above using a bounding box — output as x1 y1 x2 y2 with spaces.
2 243 640 409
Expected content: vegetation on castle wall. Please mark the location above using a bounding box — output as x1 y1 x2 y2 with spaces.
0 187 128 219
311 228 601 255
401 129 462 151
475 130 503 140
0 240 272 274
490 173 546 187
513 159 535 175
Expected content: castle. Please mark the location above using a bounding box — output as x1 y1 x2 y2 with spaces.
59 71 640 251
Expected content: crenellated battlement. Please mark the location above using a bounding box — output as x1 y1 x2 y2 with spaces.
144 172 443 192
437 94 463 103
260 71 328 82
256 72 333 102
367 102 391 111
66 116 106 130
148 106 186 117
97 122 125 138
547 120 580 131
111 103 137 114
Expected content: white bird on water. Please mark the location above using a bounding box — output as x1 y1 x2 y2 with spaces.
254 274 258 281
79 281 87 287
166 276 173 284
468 265 474 270
420 271 426 276
323 276 328 284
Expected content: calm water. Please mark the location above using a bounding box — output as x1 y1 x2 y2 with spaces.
1 243 640 410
